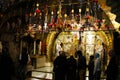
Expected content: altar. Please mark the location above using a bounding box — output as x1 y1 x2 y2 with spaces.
31 55 46 69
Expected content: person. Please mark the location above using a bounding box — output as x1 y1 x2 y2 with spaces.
0 46 15 80
53 51 67 80
93 53 101 80
56 42 63 57
18 47 30 80
106 50 118 80
66 55 77 80
77 50 87 80
88 55 94 80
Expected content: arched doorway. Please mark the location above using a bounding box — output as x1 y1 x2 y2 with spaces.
48 30 113 76
49 30 112 62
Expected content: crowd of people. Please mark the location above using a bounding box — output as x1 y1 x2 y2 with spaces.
0 38 119 80
53 49 119 80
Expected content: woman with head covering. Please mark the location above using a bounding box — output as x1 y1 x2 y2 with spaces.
93 53 101 80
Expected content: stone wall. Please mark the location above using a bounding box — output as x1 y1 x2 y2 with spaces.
0 33 20 63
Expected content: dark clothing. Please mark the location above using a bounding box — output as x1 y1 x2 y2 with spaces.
18 47 29 80
75 50 86 80
78 55 86 80
20 53 29 66
88 59 94 80
17 64 27 80
53 54 67 80
19 48 29 66
94 71 101 80
106 56 118 80
78 56 86 71
66 56 77 80
78 56 86 70
0 51 15 80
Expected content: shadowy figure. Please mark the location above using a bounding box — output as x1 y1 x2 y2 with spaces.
66 55 77 80
106 50 118 80
88 55 94 80
53 51 67 80
77 50 86 80
0 46 15 80
93 53 101 80
18 47 29 80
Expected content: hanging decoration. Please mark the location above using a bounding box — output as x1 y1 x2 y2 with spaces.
25 0 115 35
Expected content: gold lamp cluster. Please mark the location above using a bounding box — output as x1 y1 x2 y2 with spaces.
25 0 115 37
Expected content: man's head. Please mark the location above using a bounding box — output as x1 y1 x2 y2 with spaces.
77 50 82 56
95 53 100 58
60 42 63 47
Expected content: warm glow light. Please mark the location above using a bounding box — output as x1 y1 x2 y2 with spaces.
86 8 89 12
64 14 67 18
34 12 36 16
79 8 82 13
36 3 39 7
39 12 42 16
44 23 47 30
26 0 115 34
51 11 53 15
57 11 59 14
30 13 32 16
71 9 74 13
38 25 42 30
